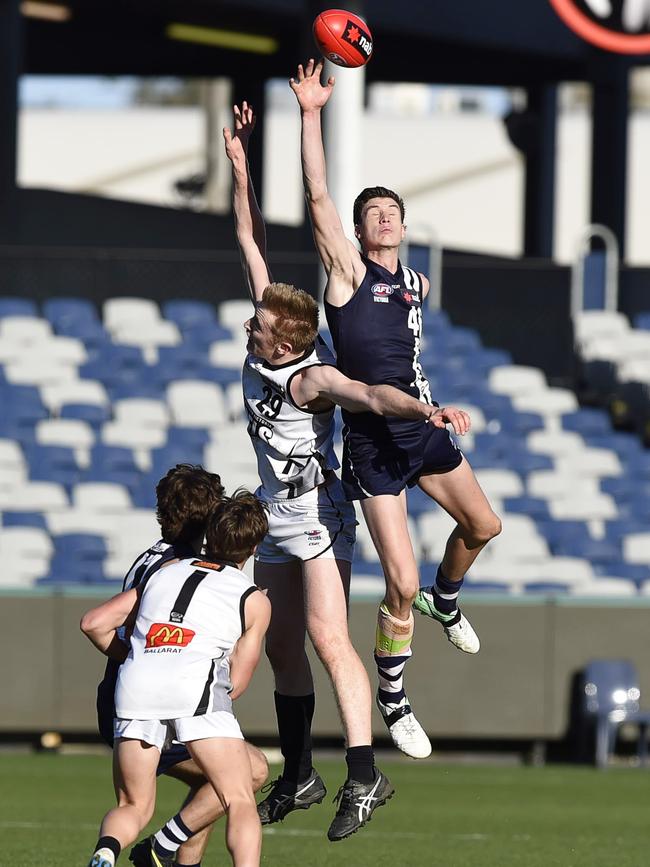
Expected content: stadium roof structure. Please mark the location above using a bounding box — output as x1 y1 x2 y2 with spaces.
1 0 647 255
18 0 641 82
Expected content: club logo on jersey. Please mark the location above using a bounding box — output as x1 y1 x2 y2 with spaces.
145 623 195 650
549 0 650 53
371 283 393 303
342 20 373 59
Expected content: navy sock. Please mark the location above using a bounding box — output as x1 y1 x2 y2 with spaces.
345 745 375 785
94 836 121 862
274 691 315 783
432 565 464 616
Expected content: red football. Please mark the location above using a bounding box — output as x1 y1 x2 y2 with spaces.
313 9 373 68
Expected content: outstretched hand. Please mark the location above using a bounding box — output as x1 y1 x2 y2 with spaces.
223 101 256 163
428 406 471 436
289 58 335 112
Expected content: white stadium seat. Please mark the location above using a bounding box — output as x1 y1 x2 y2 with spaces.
573 310 629 345
622 533 650 565
570 578 637 597
474 468 524 499
527 430 584 456
37 336 87 366
0 526 54 559
617 359 650 385
488 365 547 397
47 510 113 536
41 379 109 413
36 418 95 450
0 438 25 467
113 398 169 429
527 471 600 500
101 420 167 450
0 316 52 342
5 359 78 386
512 388 579 416
103 298 161 331
167 380 228 428
72 482 132 513
217 300 254 332
209 340 247 369
549 493 617 521
0 482 68 511
555 449 622 479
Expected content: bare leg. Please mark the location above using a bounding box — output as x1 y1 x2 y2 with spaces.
187 738 261 867
361 490 419 618
418 457 501 582
303 557 372 747
100 738 159 848
164 745 268 865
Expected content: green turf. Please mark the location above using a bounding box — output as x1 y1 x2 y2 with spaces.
1 752 649 866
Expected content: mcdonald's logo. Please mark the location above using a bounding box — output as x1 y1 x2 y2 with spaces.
145 622 195 648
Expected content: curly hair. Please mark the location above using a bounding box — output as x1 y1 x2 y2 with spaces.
353 186 405 226
261 283 319 353
204 488 269 564
155 464 225 545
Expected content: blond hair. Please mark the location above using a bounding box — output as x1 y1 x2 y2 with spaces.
261 283 319 353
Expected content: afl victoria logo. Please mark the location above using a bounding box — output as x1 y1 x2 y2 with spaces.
549 0 650 53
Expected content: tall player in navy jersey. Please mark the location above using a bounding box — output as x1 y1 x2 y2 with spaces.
291 60 502 757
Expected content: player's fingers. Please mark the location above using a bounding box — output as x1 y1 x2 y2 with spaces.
297 63 305 81
327 76 336 88
430 414 446 429
222 127 231 143
233 104 241 117
306 58 315 75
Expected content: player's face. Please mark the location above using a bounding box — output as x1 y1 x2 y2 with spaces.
244 305 279 360
356 197 405 251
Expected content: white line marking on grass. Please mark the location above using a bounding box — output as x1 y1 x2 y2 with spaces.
263 828 495 841
0 821 98 830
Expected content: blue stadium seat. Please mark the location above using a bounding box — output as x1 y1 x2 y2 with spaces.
464 581 511 593
536 519 592 549
129 477 157 509
181 322 233 347
42 298 99 330
525 582 571 594
166 426 211 450
150 444 205 479
38 561 108 585
562 408 611 438
633 312 650 331
163 300 218 330
1 511 47 529
592 562 648 586
471 347 512 371
0 297 38 317
85 445 141 489
406 486 435 517
57 320 110 347
421 308 451 331
552 537 621 566
60 403 111 427
53 533 107 561
587 432 644 459
507 450 554 475
202 367 243 388
603 519 649 544
503 496 551 520
25 444 80 488
600 477 640 503
351 557 385 578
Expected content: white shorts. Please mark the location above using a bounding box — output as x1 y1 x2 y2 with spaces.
114 711 244 750
255 475 356 565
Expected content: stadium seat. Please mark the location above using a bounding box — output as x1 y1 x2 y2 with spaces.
473 468 524 499
0 481 68 511
571 578 637 596
488 365 548 397
209 340 246 369
503 496 551 520
72 482 132 513
42 297 99 331
527 429 584 457
0 297 38 318
578 659 650 767
512 388 579 417
0 316 51 342
217 299 253 332
1 511 47 529
180 322 234 347
113 398 169 429
5 359 78 387
41 379 109 414
561 408 612 437
633 312 650 331
25 444 81 488
53 532 107 562
622 533 650 564
549 493 617 522
60 403 112 427
103 297 161 331
101 419 167 451
166 380 229 428
35 418 95 453
162 300 218 329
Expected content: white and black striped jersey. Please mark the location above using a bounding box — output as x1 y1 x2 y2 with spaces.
243 338 339 501
115 557 257 720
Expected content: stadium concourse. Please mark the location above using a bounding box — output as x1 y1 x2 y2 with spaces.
0 294 649 597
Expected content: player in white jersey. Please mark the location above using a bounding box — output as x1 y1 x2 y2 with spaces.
94 464 268 867
223 104 454 839
83 491 271 867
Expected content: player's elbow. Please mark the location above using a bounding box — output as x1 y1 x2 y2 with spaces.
80 610 102 637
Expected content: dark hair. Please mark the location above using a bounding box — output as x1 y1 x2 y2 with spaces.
156 464 225 545
204 488 269 564
353 186 405 226
261 283 319 353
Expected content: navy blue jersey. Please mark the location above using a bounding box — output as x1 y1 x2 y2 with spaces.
325 256 433 435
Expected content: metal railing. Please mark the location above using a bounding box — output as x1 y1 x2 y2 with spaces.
402 224 443 311
571 223 619 318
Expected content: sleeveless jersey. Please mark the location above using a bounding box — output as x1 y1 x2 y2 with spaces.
115 558 257 720
243 338 339 501
325 256 433 435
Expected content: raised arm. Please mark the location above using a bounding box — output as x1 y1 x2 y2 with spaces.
290 60 363 305
80 586 140 662
291 364 471 435
228 589 271 700
223 102 271 303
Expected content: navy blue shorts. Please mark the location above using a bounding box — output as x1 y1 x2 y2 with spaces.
96 672 191 776
341 420 463 500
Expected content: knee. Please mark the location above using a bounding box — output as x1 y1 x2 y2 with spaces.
310 629 348 670
383 572 419 608
117 792 155 826
470 512 502 546
265 635 305 676
250 748 269 791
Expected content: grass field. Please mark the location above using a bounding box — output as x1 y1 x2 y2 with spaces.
1 752 649 866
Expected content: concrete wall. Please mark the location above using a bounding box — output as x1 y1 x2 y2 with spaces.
3 593 650 740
